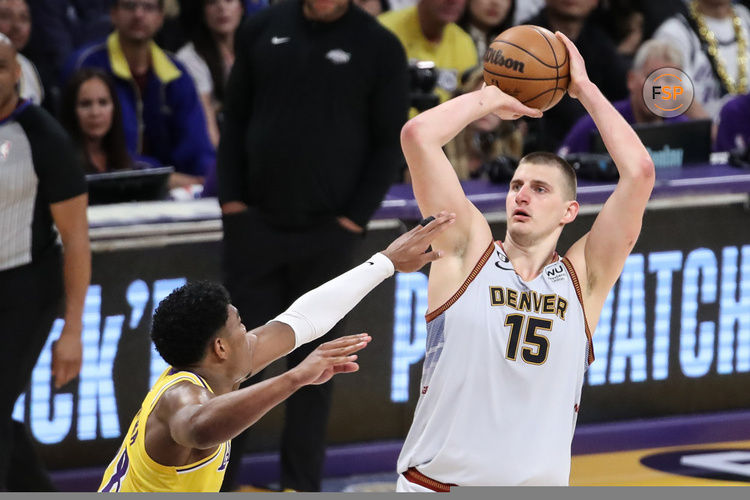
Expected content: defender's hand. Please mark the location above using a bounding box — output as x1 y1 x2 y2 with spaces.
291 334 372 386
554 31 592 100
381 211 456 273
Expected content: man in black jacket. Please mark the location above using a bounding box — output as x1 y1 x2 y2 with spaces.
217 0 409 491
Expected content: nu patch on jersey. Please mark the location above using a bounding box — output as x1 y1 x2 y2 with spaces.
489 286 568 320
545 263 567 283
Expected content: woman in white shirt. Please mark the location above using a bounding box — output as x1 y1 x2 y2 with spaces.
177 0 245 147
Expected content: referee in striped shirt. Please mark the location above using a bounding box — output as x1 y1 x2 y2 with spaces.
0 33 90 491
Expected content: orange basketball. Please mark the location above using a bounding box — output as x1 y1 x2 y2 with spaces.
483 25 570 111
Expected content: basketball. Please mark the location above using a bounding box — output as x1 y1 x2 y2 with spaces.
483 25 570 111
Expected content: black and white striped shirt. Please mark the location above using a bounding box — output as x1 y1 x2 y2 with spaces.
0 100 86 272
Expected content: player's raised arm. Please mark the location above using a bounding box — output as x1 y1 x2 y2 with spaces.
248 213 456 373
557 33 655 304
400 86 542 261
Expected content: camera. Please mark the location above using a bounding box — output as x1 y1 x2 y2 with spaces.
481 154 518 184
409 60 439 112
564 153 619 181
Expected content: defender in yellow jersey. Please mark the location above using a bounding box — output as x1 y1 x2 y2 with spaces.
98 215 454 492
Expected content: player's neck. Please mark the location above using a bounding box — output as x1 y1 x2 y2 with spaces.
187 366 234 396
501 233 559 281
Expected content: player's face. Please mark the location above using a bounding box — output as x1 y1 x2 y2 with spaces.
0 0 31 51
204 0 243 38
111 0 164 44
76 77 114 142
224 305 257 382
303 0 349 22
506 162 573 240
0 43 19 109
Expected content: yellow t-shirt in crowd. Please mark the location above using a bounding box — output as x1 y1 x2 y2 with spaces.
379 6 478 113
99 368 230 492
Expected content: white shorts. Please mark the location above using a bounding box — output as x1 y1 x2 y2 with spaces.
396 473 435 492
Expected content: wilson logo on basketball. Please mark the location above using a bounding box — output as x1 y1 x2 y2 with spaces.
483 48 525 74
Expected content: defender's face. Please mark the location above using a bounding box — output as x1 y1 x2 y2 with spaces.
506 162 570 239
223 305 257 383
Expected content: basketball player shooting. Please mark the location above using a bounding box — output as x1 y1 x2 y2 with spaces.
395 32 655 490
97 214 455 492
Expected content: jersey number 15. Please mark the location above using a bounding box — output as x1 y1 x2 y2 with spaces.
504 314 551 365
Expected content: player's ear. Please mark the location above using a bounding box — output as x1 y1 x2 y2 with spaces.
212 336 229 360
561 200 579 225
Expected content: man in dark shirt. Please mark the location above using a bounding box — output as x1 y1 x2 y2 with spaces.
523 0 629 152
217 0 409 491
0 35 90 490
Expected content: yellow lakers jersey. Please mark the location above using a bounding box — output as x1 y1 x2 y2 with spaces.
99 368 231 492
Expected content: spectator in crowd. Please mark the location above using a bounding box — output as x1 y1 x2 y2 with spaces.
639 0 687 41
217 0 409 491
444 66 523 179
558 39 689 156
595 0 644 63
243 0 267 16
653 0 750 121
716 91 750 152
522 0 629 152
23 0 112 107
0 35 90 491
60 68 157 173
177 0 244 147
379 0 477 111
458 0 514 64
512 0 542 24
353 0 384 17
0 0 43 103
63 0 215 189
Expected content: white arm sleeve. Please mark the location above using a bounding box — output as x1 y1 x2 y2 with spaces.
270 253 395 349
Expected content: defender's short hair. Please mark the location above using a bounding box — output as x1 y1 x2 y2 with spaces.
518 152 577 200
151 281 231 368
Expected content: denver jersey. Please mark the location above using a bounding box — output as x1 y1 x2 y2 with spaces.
99 368 230 492
397 241 593 486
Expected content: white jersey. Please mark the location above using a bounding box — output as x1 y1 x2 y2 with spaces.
397 241 593 486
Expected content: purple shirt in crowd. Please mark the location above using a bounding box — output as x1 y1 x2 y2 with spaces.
557 99 687 155
716 93 750 152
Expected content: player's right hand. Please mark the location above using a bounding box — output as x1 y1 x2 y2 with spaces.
480 84 543 120
554 31 591 100
291 333 371 386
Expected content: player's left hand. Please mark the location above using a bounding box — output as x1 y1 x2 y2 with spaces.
52 322 83 388
381 211 456 273
554 31 591 99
